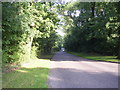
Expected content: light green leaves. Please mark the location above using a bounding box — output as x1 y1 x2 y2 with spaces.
2 2 60 64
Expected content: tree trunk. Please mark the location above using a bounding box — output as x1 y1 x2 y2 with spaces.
27 36 34 58
24 36 34 61
91 2 95 17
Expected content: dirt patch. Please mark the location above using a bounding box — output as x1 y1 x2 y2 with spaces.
2 64 21 73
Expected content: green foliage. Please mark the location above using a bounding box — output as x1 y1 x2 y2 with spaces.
68 52 119 62
30 45 38 59
3 2 34 64
53 34 63 51
2 2 60 64
63 2 120 56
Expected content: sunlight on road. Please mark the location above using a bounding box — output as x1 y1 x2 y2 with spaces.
50 61 118 76
48 51 118 88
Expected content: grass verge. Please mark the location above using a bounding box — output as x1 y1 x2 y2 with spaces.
68 52 119 63
2 59 50 88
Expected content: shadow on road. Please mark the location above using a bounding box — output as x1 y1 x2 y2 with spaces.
52 51 119 64
48 51 119 88
52 51 98 62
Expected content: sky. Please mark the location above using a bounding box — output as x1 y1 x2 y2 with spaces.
56 27 65 37
55 0 77 37
56 4 80 37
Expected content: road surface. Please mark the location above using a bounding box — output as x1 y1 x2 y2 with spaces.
48 51 119 88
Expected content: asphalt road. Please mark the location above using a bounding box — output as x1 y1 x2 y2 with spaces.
48 51 119 88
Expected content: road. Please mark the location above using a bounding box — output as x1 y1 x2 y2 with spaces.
48 51 119 88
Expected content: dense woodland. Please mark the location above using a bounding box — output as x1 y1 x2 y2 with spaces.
2 1 120 65
2 2 62 64
62 2 120 58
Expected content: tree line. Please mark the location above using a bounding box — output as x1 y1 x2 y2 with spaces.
2 1 120 65
62 2 120 59
2 2 62 64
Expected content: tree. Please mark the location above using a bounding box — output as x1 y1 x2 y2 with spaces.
62 2 119 57
2 2 60 64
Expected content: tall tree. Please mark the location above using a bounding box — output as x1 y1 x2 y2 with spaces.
63 2 119 57
2 2 60 64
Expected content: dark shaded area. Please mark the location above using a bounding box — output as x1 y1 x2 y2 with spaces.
63 2 120 57
51 52 119 64
38 54 54 60
52 52 83 61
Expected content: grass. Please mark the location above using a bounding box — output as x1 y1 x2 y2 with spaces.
68 52 119 63
2 59 50 88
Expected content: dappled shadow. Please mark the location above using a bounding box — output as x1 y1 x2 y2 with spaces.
48 67 118 88
2 67 49 88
